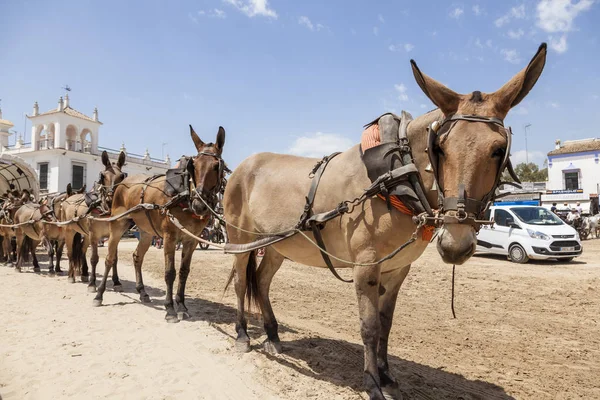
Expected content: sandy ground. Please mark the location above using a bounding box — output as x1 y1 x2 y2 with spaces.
1 238 600 399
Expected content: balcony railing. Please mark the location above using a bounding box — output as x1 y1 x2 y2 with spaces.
66 140 92 153
37 139 55 150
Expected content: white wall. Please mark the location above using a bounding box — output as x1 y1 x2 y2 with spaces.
547 151 600 194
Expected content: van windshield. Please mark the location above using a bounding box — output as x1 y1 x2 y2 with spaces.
510 207 564 226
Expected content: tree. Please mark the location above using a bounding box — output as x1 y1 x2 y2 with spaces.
505 162 548 182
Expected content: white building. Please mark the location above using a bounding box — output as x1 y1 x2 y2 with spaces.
543 138 600 214
1 95 171 195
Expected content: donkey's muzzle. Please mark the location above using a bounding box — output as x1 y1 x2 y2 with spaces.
436 223 477 265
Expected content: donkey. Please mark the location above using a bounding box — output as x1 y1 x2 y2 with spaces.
0 190 27 265
92 126 226 323
223 44 547 399
60 151 127 288
13 191 61 273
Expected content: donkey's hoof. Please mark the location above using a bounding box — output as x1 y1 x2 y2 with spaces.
381 388 402 400
33 267 41 273
92 299 103 307
14 266 21 273
87 285 97 293
165 314 180 324
68 276 76 284
177 311 190 321
48 269 55 275
81 275 89 283
141 294 152 304
235 340 251 353
113 284 123 293
263 340 282 355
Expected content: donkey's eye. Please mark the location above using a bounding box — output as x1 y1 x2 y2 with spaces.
213 164 220 171
492 148 505 158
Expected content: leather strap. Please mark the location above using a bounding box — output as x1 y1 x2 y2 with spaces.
310 221 353 283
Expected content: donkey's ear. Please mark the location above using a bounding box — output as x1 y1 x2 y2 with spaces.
117 151 126 168
190 125 205 152
410 60 460 115
216 126 225 151
493 43 547 112
66 183 73 196
78 184 87 194
101 151 110 167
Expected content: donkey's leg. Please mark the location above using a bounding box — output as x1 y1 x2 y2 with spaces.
132 231 153 303
64 230 76 283
163 231 179 323
175 237 197 321
233 251 252 352
353 250 384 400
88 232 100 291
55 239 65 274
45 238 55 274
31 239 41 272
79 235 91 283
377 265 411 399
14 231 25 272
256 247 285 354
93 220 128 307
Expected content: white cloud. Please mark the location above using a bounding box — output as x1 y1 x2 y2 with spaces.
508 28 525 39
550 34 569 52
222 0 277 19
450 7 464 18
473 4 482 15
198 8 227 18
495 4 526 27
486 39 493 47
501 48 521 64
299 16 314 30
183 92 193 100
389 43 414 53
537 0 593 54
394 83 409 102
549 102 560 108
537 0 593 32
378 14 385 23
288 133 354 158
510 150 545 166
188 12 199 24
475 38 484 48
373 26 379 36
420 104 428 109
475 56 485 63
404 43 414 52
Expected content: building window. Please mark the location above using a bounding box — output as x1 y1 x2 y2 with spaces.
72 162 86 190
38 163 49 191
564 172 579 190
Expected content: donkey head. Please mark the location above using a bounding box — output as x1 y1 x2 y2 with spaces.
98 150 126 212
412 43 546 265
188 125 226 216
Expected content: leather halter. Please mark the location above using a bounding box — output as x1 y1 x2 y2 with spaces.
187 151 227 215
426 113 520 230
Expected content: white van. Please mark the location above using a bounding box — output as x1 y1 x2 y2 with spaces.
476 205 582 263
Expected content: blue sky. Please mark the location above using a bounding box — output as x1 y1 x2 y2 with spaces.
1 0 598 168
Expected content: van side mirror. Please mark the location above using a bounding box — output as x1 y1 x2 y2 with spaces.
506 216 520 229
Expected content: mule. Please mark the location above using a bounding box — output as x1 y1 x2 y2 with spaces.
60 152 127 288
0 190 26 265
93 126 226 323
223 44 547 399
13 192 60 273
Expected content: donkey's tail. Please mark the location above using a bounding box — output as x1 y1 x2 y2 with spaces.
19 236 32 263
72 232 84 276
224 250 259 311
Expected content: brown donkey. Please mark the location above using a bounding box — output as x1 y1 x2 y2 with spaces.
60 151 127 288
223 44 547 399
13 191 61 273
93 126 226 323
0 190 28 265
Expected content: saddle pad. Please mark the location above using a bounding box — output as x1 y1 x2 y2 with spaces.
360 121 434 241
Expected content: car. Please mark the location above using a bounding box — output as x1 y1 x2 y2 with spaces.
476 205 583 263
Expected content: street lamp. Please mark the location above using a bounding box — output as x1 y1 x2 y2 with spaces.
524 123 532 164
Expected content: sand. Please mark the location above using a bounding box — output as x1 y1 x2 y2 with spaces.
1 238 600 399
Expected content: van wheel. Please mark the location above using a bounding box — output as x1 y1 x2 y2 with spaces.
509 244 529 264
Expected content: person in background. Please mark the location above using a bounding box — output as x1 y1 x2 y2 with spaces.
576 202 583 214
550 202 558 213
567 208 581 223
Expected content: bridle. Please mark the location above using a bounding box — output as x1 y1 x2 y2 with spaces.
425 113 520 231
96 169 124 214
186 150 228 214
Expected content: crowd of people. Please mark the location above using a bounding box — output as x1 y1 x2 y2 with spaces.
550 201 584 223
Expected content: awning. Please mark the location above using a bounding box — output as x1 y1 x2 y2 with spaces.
0 153 39 198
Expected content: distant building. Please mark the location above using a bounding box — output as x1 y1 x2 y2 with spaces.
496 181 546 206
1 95 171 194
543 138 600 214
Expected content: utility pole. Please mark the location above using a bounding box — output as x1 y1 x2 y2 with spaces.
524 123 532 164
